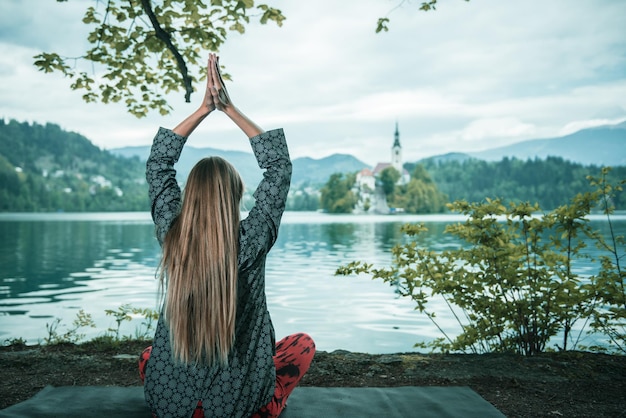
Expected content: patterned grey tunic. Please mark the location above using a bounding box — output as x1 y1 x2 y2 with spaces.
144 127 292 418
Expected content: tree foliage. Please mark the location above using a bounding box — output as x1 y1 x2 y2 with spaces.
378 166 400 199
0 119 147 212
33 0 476 115
34 0 285 117
320 172 357 214
585 169 626 350
414 156 626 211
376 0 470 33
390 164 447 213
287 188 320 211
338 168 625 355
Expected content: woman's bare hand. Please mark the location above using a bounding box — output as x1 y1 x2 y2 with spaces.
198 57 217 115
208 53 232 111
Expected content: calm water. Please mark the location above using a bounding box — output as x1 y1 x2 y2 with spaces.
0 211 624 353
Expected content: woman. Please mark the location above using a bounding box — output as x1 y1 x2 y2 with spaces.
139 53 315 418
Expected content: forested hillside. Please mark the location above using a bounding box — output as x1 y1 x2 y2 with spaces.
410 156 626 210
0 119 147 212
2 118 624 213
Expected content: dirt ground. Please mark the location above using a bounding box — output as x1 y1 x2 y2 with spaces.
0 340 624 418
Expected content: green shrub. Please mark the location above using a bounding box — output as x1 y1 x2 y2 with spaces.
338 168 625 355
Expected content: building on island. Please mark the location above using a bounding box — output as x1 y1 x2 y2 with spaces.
355 123 410 214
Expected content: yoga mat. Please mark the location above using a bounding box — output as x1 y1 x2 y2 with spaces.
0 385 505 417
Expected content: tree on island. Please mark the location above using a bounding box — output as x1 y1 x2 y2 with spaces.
320 173 357 214
322 165 447 215
391 165 448 213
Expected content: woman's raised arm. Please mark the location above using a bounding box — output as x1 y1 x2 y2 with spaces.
171 56 217 137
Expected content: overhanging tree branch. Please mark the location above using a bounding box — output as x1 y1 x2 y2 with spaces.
140 0 193 102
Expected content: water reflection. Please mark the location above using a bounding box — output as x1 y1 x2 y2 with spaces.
0 219 160 298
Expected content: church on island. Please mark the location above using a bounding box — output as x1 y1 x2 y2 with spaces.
355 123 410 214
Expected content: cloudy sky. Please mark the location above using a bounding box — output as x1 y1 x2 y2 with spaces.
1 0 625 166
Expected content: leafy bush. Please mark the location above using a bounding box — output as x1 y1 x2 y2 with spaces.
338 168 625 355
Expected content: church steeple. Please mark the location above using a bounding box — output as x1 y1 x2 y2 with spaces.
393 121 401 148
391 121 402 174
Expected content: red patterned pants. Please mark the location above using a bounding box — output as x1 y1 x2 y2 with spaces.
139 333 316 418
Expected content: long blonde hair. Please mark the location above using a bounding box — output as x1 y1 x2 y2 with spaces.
160 156 244 366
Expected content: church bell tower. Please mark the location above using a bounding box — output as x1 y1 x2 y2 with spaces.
391 122 402 174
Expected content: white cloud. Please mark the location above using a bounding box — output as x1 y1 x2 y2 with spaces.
559 117 626 137
459 118 536 142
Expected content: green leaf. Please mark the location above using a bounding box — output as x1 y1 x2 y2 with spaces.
375 18 389 33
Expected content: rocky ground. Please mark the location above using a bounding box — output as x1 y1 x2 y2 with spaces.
1 341 625 418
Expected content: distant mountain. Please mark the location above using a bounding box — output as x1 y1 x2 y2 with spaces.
291 154 368 187
111 146 369 189
112 145 263 187
463 122 626 166
113 122 625 190
422 152 473 164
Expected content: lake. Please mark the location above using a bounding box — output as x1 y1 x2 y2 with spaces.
1 211 624 353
